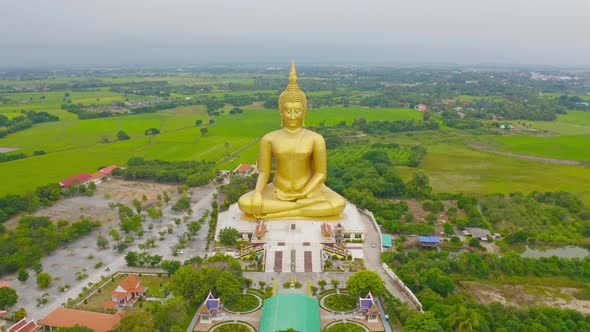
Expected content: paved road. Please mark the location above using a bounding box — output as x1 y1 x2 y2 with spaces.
359 212 416 307
13 184 218 321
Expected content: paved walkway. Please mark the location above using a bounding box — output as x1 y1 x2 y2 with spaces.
359 212 420 310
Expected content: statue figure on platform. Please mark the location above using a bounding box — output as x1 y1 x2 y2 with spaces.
238 62 346 219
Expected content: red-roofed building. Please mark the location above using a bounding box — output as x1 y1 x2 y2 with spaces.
99 165 118 175
39 308 121 332
59 173 93 188
232 164 257 176
7 318 40 332
414 104 428 112
103 274 147 310
90 165 119 184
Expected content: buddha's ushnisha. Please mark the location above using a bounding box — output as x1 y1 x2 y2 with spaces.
238 62 346 219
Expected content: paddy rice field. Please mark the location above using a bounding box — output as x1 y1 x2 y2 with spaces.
1 75 589 203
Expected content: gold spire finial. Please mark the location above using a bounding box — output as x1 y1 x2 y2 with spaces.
279 61 307 114
289 60 297 84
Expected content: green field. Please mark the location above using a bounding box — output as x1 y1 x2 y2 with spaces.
0 106 420 196
491 111 590 161
2 73 590 206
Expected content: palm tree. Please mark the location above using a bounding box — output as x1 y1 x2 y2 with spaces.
450 306 480 332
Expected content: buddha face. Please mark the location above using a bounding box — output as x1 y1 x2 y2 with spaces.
281 101 305 129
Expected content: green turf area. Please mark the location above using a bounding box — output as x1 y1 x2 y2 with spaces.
493 135 590 161
224 293 260 312
323 293 357 312
422 143 590 203
489 111 590 161
0 106 420 196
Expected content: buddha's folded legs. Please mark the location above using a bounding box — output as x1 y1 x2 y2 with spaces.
238 184 346 219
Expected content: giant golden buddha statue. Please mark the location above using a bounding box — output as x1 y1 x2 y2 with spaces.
238 62 346 219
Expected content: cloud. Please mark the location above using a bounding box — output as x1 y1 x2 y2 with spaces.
1 0 589 66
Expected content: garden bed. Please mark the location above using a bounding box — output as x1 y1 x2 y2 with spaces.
223 293 261 313
321 293 357 313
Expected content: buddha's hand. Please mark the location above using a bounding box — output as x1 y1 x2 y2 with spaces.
276 190 307 201
252 192 263 218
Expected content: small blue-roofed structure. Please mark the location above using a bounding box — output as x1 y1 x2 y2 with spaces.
199 291 223 324
419 236 441 248
357 291 380 323
382 234 392 248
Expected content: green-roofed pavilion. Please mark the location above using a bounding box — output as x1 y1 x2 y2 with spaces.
382 234 392 248
259 293 321 332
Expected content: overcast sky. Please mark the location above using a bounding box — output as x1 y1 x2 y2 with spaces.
1 0 589 67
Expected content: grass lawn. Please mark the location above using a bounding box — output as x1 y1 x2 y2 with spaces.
73 273 169 311
224 293 260 312
422 143 590 204
323 293 357 312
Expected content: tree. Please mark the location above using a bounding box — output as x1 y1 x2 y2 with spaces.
0 287 18 309
146 207 163 222
219 227 240 246
200 127 208 135
209 119 215 124
421 268 455 296
152 296 188 332
112 309 154 332
346 270 385 297
32 261 43 274
331 279 340 289
318 280 327 290
132 199 142 213
310 285 318 295
161 260 181 275
14 308 27 321
96 235 109 249
17 268 29 282
36 272 52 289
450 306 481 332
404 311 443 332
215 271 242 301
258 281 266 290
125 251 139 266
195 119 203 126
144 128 160 136
117 130 130 140
172 195 191 212
406 170 432 199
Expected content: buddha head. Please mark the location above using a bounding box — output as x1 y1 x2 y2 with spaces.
278 61 307 129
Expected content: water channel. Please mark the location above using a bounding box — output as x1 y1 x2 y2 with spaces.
520 245 590 259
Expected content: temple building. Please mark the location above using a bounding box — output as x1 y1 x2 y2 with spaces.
357 292 380 323
198 291 224 324
103 274 147 310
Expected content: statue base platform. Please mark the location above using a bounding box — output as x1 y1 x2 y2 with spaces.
215 202 367 273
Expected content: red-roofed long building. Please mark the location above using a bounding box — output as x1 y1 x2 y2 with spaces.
59 173 93 188
7 318 40 332
39 308 120 332
232 163 256 176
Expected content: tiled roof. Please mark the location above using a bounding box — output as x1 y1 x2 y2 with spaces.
99 165 118 174
59 173 92 187
39 308 121 332
233 164 254 173
8 319 40 332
